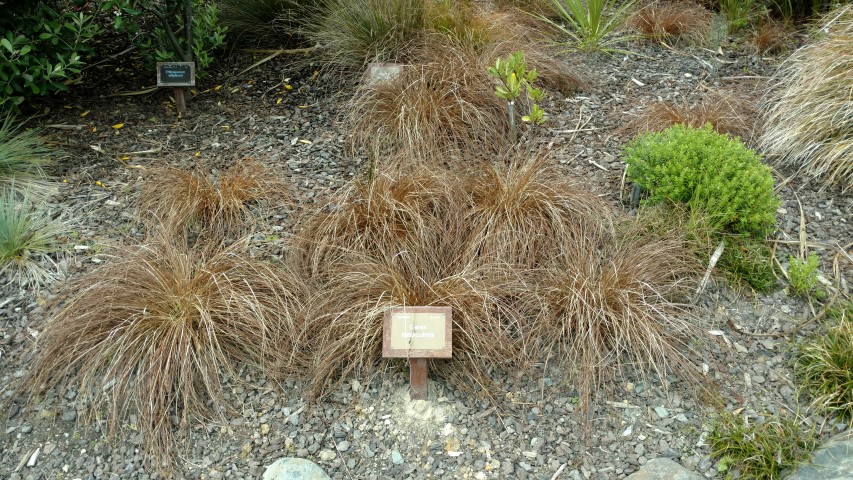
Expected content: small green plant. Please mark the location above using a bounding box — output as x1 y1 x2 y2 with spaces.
0 115 53 199
719 0 757 32
709 411 817 480
0 185 64 288
540 0 638 53
625 124 779 238
795 304 853 422
487 51 546 143
788 252 824 298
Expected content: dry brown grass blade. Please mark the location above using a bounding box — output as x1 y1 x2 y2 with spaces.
300 231 525 399
465 152 614 268
18 229 308 470
624 90 757 141
760 5 853 190
527 215 703 412
139 159 290 239
629 0 713 45
289 165 466 278
753 17 793 54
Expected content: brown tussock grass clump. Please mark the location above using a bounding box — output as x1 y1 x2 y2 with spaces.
760 5 853 190
753 17 793 54
466 154 614 268
302 240 524 399
625 92 756 140
139 159 288 237
290 166 465 278
630 1 713 44
528 214 702 411
349 33 584 164
349 42 508 164
20 231 307 468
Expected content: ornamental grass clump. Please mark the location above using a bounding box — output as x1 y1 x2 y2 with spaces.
219 0 324 46
759 4 853 190
709 412 817 480
629 0 712 44
529 214 701 410
349 35 582 164
465 156 613 268
0 115 54 199
308 0 426 68
139 160 288 239
795 303 853 421
20 230 308 468
0 185 64 288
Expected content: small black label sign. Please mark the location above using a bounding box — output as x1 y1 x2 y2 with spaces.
157 62 195 87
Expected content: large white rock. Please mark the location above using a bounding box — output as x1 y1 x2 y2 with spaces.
625 458 703 480
262 457 331 480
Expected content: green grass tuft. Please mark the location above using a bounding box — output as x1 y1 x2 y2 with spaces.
709 411 817 480
0 185 64 288
0 115 54 199
796 303 853 422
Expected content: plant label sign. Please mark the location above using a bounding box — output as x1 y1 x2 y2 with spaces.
383 306 452 359
383 306 452 401
157 62 196 87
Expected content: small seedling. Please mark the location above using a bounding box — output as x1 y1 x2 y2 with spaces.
487 51 547 143
788 252 825 299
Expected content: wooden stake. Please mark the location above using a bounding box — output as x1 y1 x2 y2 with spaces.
409 358 428 400
173 87 186 115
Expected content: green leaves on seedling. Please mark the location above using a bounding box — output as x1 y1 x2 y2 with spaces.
486 50 547 140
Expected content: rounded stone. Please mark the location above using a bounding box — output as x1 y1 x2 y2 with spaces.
262 458 331 480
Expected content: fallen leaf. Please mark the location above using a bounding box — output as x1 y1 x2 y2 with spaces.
285 84 293 91
230 87 239 93
298 105 308 109
276 98 282 105
214 85 222 91
80 111 90 117
92 127 97 133
194 151 201 157
112 123 124 129
298 139 312 145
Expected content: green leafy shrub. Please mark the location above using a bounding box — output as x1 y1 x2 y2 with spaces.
0 185 65 288
0 115 54 198
0 2 101 111
106 0 227 71
788 252 824 298
709 411 817 480
796 304 853 421
625 124 779 238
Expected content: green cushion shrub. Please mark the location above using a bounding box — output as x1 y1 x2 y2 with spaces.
624 123 779 238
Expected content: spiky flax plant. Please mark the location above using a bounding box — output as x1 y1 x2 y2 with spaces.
21 230 308 469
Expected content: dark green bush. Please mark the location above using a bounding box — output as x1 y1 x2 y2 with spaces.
0 2 101 110
624 124 779 238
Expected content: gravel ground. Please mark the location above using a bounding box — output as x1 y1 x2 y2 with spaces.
1 30 851 479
